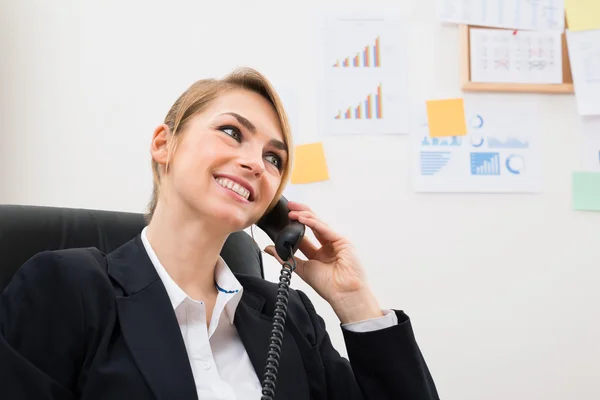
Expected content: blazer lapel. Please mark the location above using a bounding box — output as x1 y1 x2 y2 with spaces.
234 275 311 400
107 236 198 400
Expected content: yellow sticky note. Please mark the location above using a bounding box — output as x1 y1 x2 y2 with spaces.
426 98 468 137
291 142 330 184
566 0 600 31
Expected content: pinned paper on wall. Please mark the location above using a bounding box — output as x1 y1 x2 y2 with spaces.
426 98 468 137
437 0 565 31
469 28 563 84
582 117 600 172
411 94 542 193
572 172 600 211
566 29 600 116
291 142 330 184
565 0 600 31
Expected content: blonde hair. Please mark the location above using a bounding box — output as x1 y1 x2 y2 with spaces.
145 67 294 223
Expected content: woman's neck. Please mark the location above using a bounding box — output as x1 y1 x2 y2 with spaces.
145 200 228 301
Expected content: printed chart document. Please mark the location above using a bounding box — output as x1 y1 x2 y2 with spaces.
566 29 600 116
582 117 600 172
437 0 565 31
411 94 542 193
470 28 563 84
315 11 409 135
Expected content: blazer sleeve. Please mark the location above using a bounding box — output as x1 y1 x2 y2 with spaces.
296 290 440 400
0 251 87 400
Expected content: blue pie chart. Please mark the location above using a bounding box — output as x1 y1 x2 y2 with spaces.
470 114 484 129
506 155 525 175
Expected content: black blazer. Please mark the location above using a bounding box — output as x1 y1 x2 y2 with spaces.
0 235 439 400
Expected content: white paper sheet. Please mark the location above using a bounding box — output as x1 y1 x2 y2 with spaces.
566 29 600 116
470 28 563 84
315 13 409 135
410 94 542 193
438 0 565 31
582 117 600 172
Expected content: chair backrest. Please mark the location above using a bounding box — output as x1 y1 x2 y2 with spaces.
0 204 264 293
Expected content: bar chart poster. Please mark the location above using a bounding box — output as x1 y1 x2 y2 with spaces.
409 94 542 193
316 14 409 135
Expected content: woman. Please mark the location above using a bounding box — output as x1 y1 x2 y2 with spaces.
0 67 439 400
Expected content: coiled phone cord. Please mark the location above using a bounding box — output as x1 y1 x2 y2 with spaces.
260 243 296 400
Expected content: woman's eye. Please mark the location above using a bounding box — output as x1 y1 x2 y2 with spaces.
265 154 282 170
220 126 241 142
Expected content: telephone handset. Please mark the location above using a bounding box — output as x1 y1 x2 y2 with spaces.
256 195 305 261
255 195 305 400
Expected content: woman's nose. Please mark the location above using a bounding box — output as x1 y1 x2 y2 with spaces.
239 153 264 177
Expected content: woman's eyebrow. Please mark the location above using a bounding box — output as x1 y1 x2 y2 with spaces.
220 112 256 133
220 112 287 153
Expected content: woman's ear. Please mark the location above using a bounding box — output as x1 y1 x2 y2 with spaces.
150 124 172 168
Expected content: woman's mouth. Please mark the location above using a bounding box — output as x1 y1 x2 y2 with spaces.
214 176 252 201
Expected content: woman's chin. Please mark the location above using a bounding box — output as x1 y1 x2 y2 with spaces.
210 207 252 232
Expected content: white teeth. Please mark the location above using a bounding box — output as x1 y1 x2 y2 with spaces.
215 177 250 200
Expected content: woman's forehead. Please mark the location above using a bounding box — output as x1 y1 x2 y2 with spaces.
205 90 285 140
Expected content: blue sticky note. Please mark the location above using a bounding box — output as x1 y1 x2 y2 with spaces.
572 172 600 211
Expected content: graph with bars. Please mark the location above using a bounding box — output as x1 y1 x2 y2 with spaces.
333 37 381 68
470 152 500 176
334 84 383 120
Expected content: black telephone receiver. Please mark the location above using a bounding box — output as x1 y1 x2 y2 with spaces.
256 195 305 261
255 195 305 400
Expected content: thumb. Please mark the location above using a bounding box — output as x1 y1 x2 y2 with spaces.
263 245 284 264
264 245 306 274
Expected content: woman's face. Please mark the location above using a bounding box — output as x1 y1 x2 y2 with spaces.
154 89 288 232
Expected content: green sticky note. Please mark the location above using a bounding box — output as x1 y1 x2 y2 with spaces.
572 172 600 211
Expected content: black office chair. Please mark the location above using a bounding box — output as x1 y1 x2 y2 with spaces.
0 204 264 293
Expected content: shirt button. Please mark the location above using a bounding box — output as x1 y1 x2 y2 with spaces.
203 362 211 370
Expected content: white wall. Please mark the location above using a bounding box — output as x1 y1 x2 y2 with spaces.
2 1 600 399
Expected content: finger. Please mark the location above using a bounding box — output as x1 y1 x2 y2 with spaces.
288 210 327 226
297 214 341 244
286 201 313 212
264 245 306 269
297 236 319 260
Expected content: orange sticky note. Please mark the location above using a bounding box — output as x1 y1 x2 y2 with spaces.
425 98 468 137
291 142 330 184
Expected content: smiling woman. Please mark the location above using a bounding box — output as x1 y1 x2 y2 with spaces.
0 67 440 400
146 68 294 228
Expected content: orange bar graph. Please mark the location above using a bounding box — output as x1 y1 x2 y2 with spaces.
374 37 380 67
332 36 381 68
333 84 383 121
376 84 382 118
355 103 362 119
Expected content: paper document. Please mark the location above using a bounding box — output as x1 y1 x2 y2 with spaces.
566 29 600 116
316 12 409 135
470 28 563 84
572 172 600 211
411 94 542 193
438 0 565 31
565 0 600 31
582 117 600 172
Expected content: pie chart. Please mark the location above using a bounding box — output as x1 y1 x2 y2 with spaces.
469 114 484 129
506 154 525 175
